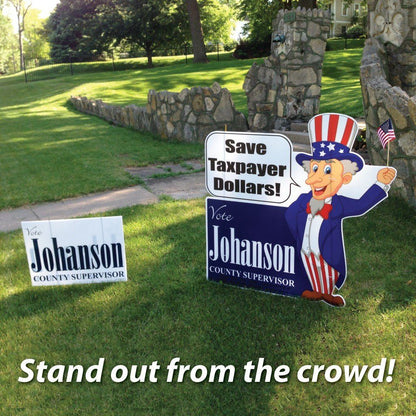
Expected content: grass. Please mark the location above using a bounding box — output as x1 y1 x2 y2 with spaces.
0 49 362 210
24 51 237 82
68 55 254 110
0 196 415 415
0 55 260 210
320 48 364 117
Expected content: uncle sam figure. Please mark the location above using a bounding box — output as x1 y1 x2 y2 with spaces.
285 113 396 307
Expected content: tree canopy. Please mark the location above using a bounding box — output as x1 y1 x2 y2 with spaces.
116 0 185 67
2 0 337 70
0 11 17 73
199 0 235 44
47 0 120 62
238 0 285 43
46 0 236 65
23 9 50 61
238 0 320 43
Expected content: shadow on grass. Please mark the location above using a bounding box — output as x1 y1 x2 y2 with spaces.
0 108 203 209
1 198 415 415
343 196 416 312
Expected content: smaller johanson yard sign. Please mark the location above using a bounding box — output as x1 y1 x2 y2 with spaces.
21 217 127 286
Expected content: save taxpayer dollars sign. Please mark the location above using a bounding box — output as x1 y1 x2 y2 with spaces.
205 131 298 204
206 113 397 307
22 217 127 286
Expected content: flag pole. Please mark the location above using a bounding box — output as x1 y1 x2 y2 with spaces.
378 118 396 166
387 141 390 166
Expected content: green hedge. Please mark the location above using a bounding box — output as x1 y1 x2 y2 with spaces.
326 37 365 51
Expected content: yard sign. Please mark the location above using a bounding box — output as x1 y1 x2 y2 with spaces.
205 114 396 307
22 216 127 286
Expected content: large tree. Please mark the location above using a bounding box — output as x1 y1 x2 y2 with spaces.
184 0 208 63
116 0 183 67
46 0 235 65
47 0 119 62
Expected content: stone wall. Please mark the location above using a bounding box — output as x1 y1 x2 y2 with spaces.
368 0 416 96
361 0 416 206
70 82 247 143
70 95 152 131
244 8 331 131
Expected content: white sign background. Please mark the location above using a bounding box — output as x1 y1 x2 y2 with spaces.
205 131 298 204
21 216 127 286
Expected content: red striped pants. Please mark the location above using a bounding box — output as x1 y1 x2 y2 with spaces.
301 252 339 295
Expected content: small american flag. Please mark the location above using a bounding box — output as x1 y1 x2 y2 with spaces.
377 119 396 149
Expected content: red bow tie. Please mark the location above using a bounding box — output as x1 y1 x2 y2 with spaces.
306 203 333 219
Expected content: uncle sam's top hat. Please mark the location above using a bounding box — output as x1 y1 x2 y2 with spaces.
296 113 364 171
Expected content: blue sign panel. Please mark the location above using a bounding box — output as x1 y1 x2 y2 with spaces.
206 197 309 298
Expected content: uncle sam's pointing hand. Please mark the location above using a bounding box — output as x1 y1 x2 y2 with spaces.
285 113 396 307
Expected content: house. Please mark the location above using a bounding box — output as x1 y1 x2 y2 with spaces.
327 0 366 37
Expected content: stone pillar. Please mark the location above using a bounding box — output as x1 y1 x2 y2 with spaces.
361 0 416 206
369 0 416 96
244 8 331 132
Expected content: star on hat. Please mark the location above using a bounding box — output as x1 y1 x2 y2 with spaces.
295 113 364 171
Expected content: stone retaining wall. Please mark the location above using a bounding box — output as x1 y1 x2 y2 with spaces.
70 82 247 143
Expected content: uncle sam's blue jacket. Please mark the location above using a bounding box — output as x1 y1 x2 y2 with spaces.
285 184 387 289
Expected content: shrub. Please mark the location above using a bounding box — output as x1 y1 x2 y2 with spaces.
346 24 365 39
233 39 270 59
326 37 365 50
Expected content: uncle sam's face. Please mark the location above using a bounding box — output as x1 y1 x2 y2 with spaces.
305 159 353 200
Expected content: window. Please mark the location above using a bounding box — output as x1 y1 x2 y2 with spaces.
342 2 350 16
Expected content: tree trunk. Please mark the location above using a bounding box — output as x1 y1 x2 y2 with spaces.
146 48 153 68
18 26 24 71
184 0 208 64
8 0 31 72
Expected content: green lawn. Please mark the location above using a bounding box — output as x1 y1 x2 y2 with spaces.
0 197 415 415
0 75 203 210
0 55 260 210
0 50 362 210
320 48 364 117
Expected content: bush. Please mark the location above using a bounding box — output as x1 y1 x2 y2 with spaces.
346 24 365 39
224 43 236 52
326 37 365 50
233 39 270 59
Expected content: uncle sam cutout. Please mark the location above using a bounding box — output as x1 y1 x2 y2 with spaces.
285 113 396 307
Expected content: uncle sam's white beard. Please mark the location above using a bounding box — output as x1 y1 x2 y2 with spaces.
309 197 325 216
